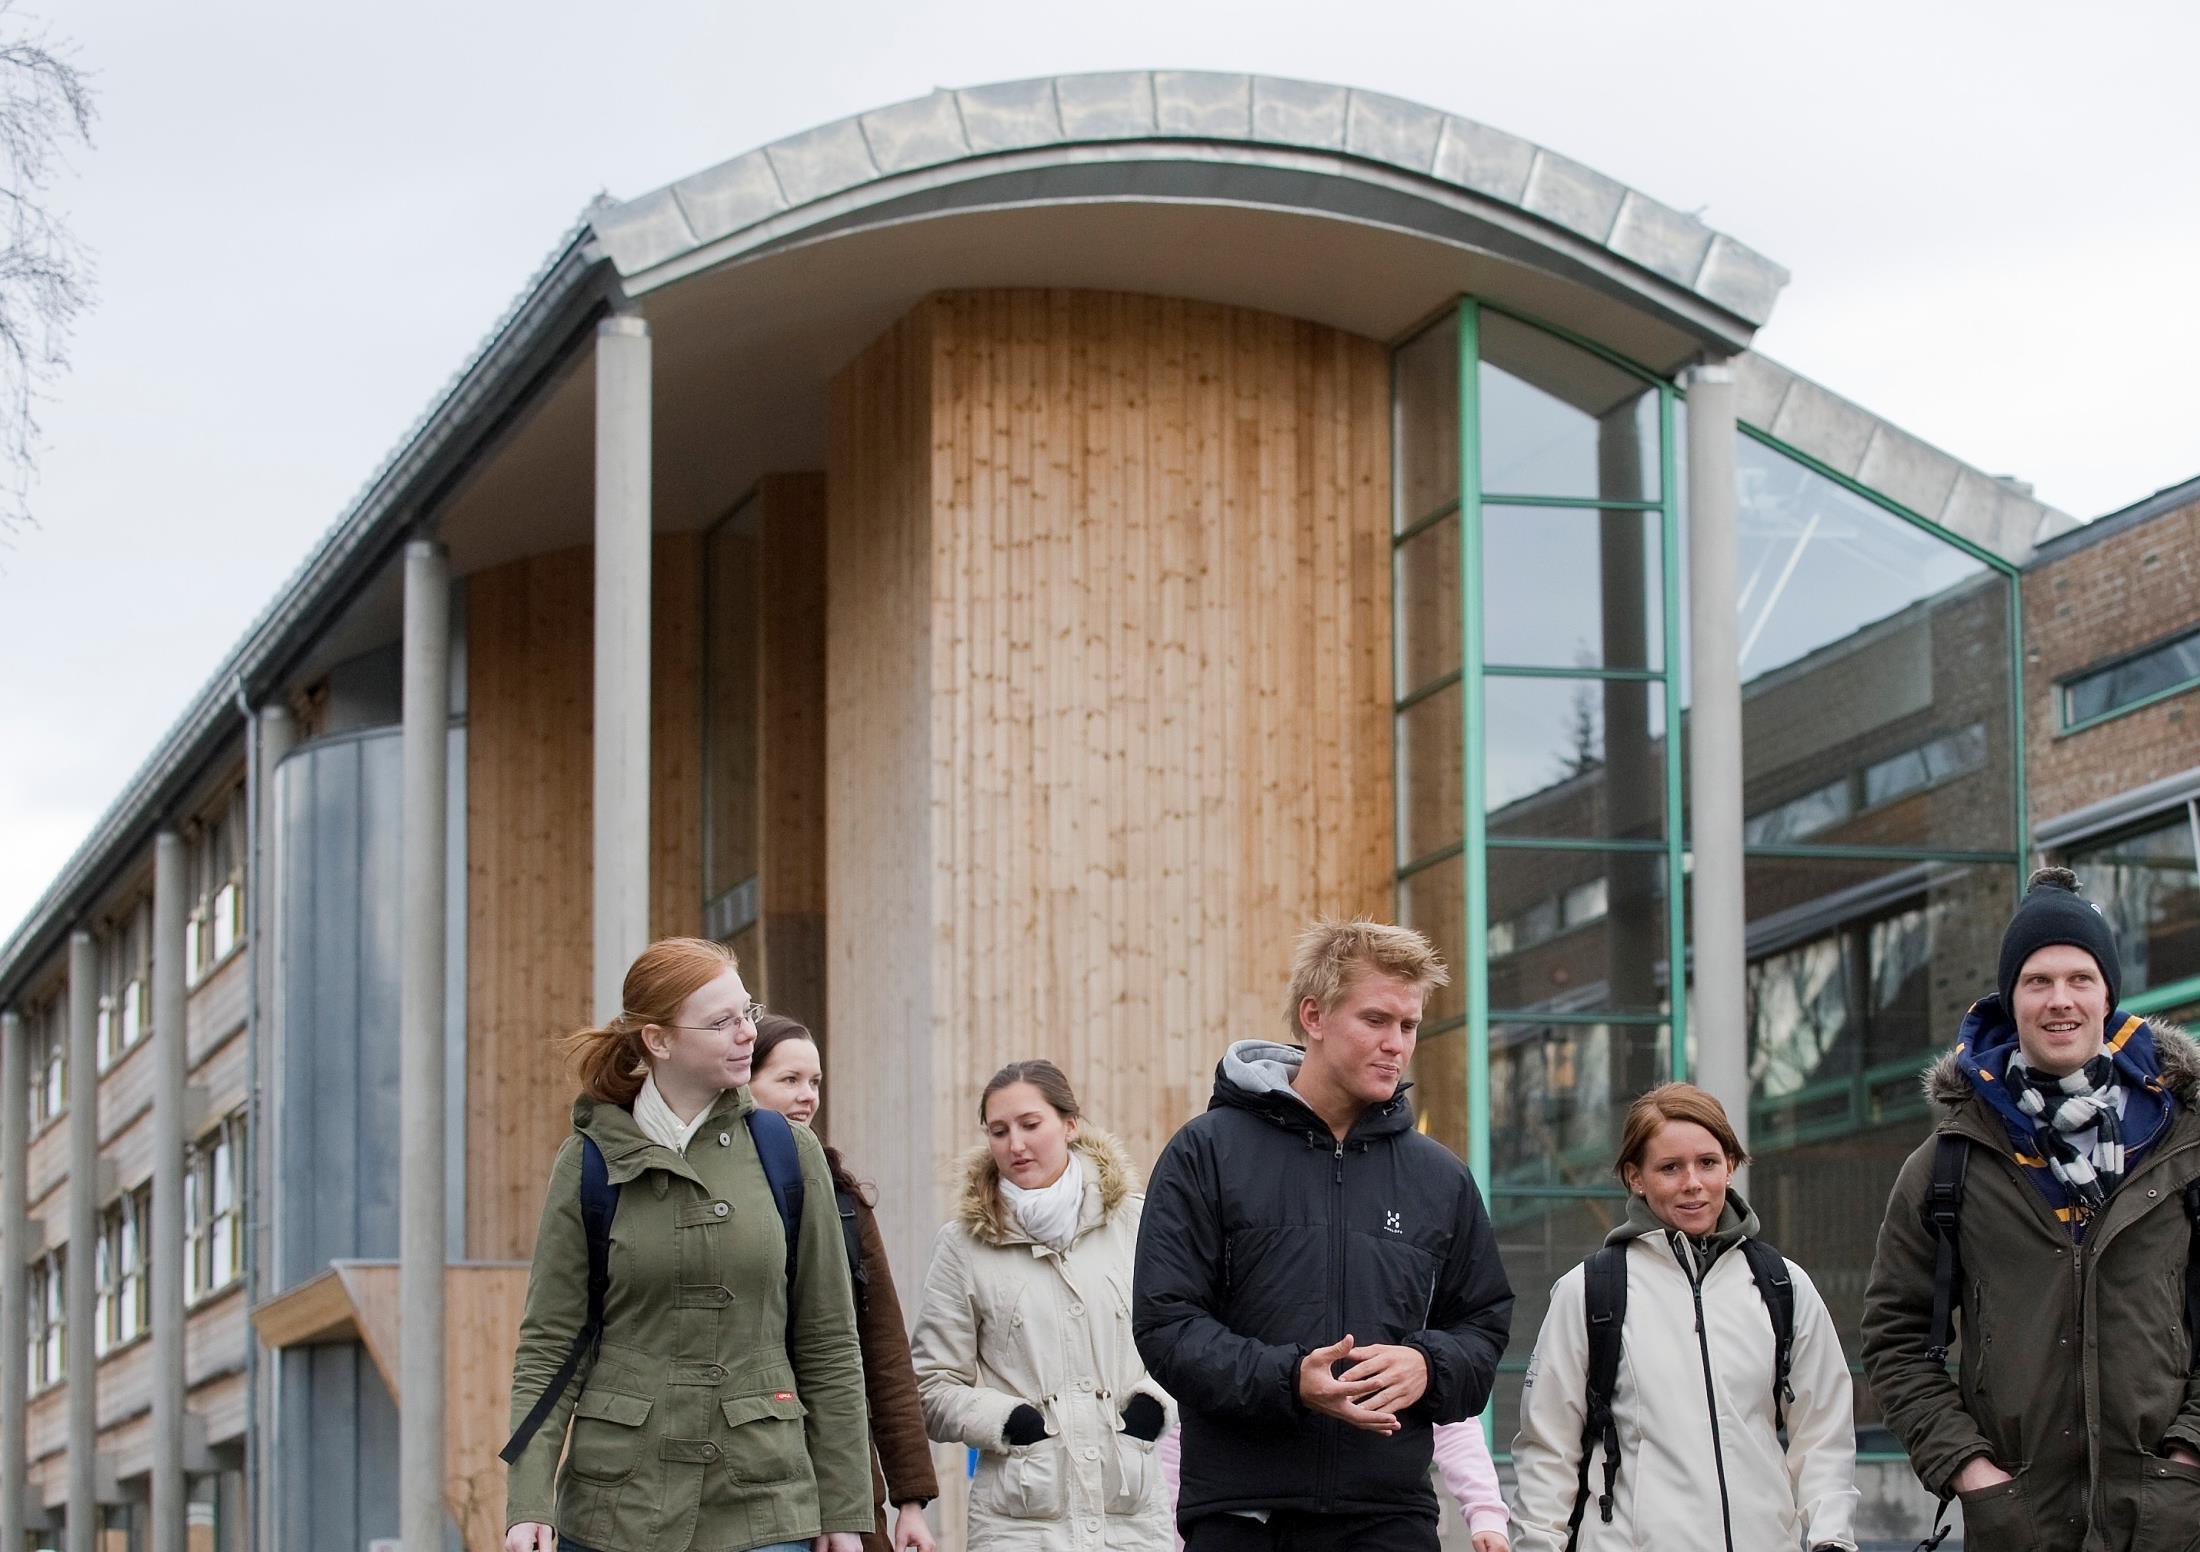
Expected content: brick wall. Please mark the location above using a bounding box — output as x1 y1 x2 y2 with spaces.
2023 497 2200 823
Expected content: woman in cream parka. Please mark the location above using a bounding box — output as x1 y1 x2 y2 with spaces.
911 1060 1173 1552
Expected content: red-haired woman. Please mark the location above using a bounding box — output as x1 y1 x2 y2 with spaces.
503 937 872 1552
1506 1083 1859 1552
750 1013 939 1552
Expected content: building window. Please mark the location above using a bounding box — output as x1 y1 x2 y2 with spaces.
97 899 152 1071
185 787 246 985
2063 626 2200 730
2060 803 2200 1006
94 1184 151 1356
184 1113 245 1304
1861 722 1988 810
1745 778 1853 845
28 1249 64 1387
28 993 66 1127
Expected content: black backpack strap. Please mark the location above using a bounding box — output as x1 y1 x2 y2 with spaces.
2182 1175 2200 1371
500 1134 619 1464
746 1107 807 1342
1921 1135 1970 1367
836 1186 869 1317
1740 1237 1796 1438
1564 1244 1629 1552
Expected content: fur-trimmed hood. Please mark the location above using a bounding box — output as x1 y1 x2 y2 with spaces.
953 1129 1141 1248
1922 1002 2200 1110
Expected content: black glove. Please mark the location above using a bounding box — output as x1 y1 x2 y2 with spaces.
1119 1393 1165 1442
1003 1404 1048 1447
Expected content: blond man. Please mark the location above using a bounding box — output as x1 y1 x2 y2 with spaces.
1132 919 1514 1552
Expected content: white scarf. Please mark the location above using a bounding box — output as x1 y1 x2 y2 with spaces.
633 1071 716 1156
1001 1151 1088 1250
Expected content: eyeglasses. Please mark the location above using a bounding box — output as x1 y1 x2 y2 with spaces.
663 1004 765 1036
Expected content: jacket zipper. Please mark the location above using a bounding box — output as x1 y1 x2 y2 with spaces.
1320 1136 1346 1512
1682 1240 1737 1552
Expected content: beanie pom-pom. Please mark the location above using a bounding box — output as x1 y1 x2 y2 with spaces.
2027 865 2082 897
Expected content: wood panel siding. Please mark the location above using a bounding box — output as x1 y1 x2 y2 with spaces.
183 945 249 1068
465 538 706 1261
465 544 595 1262
758 474 829 1032
826 304 939 1282
827 292 1394 1283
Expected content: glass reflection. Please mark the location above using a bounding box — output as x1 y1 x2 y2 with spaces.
2066 812 2200 997
1479 312 1657 502
1396 685 1462 865
1409 1024 1469 1160
1487 847 1667 1016
1485 676 1664 842
1399 850 1466 1029
1482 506 1661 671
1394 319 1458 530
1490 1021 1667 1189
1732 436 2015 854
1394 512 1459 694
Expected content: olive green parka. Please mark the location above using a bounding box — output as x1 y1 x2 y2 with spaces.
1861 1018 2200 1552
505 1088 873 1552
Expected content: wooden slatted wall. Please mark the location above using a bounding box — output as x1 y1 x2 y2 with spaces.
827 291 1394 1271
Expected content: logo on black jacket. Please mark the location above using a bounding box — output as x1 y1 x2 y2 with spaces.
1384 1210 1402 1234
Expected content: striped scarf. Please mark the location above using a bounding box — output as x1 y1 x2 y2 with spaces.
2007 1052 2124 1212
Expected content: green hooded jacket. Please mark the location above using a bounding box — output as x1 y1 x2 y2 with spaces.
504 1087 873 1552
1861 1018 2200 1552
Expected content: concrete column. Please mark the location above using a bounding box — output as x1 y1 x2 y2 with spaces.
1684 361 1749 1175
65 929 96 1552
2 1009 27 1552
246 703 292 1552
150 830 188 1552
594 313 652 1020
399 539 450 1552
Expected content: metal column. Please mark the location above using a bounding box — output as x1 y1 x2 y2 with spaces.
1 1008 26 1551
1684 361 1749 1171
398 538 451 1552
150 831 188 1552
65 930 96 1552
594 314 652 1019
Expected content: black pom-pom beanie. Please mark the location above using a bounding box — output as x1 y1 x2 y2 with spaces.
1997 867 2121 1014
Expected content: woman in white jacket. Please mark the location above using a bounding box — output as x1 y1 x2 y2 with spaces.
1508 1083 1859 1552
911 1060 1172 1552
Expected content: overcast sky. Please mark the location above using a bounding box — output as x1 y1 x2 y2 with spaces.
2 0 2196 939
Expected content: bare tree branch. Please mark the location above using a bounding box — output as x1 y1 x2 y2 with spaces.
0 1 94 538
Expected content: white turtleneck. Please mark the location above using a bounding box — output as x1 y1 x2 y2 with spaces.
632 1071 717 1156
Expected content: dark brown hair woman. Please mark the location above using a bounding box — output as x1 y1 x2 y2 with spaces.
750 1012 940 1552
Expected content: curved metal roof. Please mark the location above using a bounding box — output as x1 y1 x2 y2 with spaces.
589 71 1789 340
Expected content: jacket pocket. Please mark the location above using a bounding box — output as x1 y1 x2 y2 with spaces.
1957 1472 2041 1552
2136 1453 2200 1551
978 1439 1067 1521
1101 1432 1153 1515
566 1389 653 1484
719 1390 809 1486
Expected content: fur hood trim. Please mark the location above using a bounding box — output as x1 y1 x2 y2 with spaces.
1924 1014 2199 1108
953 1129 1139 1247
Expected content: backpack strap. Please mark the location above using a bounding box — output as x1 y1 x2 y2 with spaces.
1921 1134 1970 1367
1739 1237 1796 1438
2182 1176 2200 1371
836 1186 870 1317
746 1106 806 1339
499 1134 619 1464
1564 1244 1629 1552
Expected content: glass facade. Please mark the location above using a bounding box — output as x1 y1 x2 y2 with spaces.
2059 800 2200 1015
1391 300 2025 1455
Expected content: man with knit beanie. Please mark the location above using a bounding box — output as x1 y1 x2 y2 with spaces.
1861 868 2200 1551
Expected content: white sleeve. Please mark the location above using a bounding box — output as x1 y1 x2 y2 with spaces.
1506 1268 1591 1552
1782 1261 1861 1551
908 1223 1025 1451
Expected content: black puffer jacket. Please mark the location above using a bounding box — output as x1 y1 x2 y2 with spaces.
1131 1041 1513 1525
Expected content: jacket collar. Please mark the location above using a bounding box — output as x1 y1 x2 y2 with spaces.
954 1130 1140 1250
1209 1038 1415 1144
572 1085 752 1189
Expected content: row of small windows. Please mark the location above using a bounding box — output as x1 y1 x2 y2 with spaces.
20 787 246 1130
1743 723 1988 847
2061 625 2200 730
22 1112 246 1388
